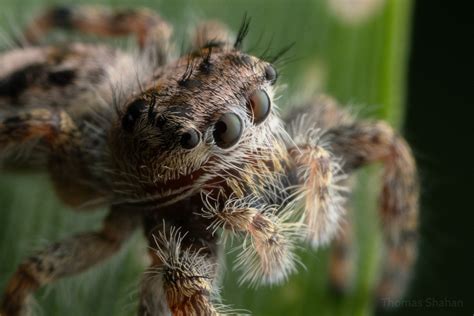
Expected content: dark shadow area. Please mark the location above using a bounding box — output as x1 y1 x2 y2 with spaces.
381 1 474 315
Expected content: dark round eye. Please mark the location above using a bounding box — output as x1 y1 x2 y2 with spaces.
180 128 201 150
213 112 243 149
248 90 271 125
122 99 146 132
264 65 278 85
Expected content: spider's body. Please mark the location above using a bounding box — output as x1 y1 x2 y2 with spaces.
0 6 418 316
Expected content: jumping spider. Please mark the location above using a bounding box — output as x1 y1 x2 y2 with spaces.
0 5 418 316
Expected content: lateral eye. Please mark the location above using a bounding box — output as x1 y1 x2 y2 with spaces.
180 128 201 150
248 90 271 125
213 112 243 149
264 65 278 85
122 99 146 132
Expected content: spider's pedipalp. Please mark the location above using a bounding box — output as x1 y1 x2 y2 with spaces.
140 225 225 316
235 211 303 286
201 194 303 287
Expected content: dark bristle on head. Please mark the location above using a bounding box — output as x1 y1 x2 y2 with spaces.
178 55 196 86
268 42 295 64
257 40 296 72
202 40 226 50
234 13 251 50
227 54 253 68
147 94 157 123
199 47 213 73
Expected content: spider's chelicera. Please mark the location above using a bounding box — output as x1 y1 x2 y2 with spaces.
0 5 419 316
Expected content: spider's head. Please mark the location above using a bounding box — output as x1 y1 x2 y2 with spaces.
111 48 284 206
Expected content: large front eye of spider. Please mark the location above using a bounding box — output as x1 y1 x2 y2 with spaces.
122 99 146 132
180 128 201 150
247 90 271 125
213 112 243 149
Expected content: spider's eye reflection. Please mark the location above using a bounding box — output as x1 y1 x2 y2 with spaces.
180 128 201 150
213 112 243 149
248 90 271 125
122 99 146 132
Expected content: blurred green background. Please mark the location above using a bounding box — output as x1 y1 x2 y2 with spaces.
0 0 415 315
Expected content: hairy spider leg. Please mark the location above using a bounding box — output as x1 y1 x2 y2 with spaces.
286 96 419 303
1 207 140 316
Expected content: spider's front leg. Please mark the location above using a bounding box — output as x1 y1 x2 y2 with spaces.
0 207 140 316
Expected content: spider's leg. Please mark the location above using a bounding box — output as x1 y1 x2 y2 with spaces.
139 222 222 316
0 206 140 316
0 108 79 151
287 143 345 248
323 118 418 302
190 20 234 52
284 96 355 294
0 108 84 177
328 216 356 295
22 5 172 63
285 122 354 294
286 95 419 302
